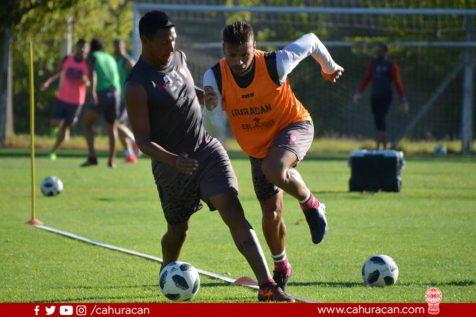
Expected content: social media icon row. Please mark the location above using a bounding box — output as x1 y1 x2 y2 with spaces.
34 305 86 316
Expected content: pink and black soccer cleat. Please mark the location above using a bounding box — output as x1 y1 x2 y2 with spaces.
273 263 292 291
258 285 295 302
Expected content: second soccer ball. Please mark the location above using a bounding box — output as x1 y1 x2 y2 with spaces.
362 254 399 287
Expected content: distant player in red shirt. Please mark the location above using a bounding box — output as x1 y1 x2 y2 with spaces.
353 43 409 149
41 39 90 160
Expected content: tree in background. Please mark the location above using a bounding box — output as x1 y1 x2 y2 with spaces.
0 0 133 142
0 0 78 144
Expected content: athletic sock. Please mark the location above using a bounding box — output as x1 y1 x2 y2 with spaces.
272 250 287 262
300 193 319 212
272 251 290 273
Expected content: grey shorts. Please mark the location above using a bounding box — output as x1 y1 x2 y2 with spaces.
250 120 314 201
152 138 239 224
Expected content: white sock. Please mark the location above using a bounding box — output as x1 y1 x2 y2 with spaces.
272 250 287 262
299 190 311 204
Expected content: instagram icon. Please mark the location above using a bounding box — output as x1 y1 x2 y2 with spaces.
76 305 87 316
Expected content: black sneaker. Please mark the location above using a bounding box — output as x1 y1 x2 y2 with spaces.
258 285 295 302
273 264 292 291
303 202 327 244
80 156 98 167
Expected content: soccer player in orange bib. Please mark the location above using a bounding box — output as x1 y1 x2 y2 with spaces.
204 21 343 290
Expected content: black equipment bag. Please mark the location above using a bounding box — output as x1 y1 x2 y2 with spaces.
349 150 405 192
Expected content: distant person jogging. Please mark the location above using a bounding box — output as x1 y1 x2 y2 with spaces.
353 43 409 149
41 39 90 160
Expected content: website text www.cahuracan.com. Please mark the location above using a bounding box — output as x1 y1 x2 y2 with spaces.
90 305 150 315
316 305 426 315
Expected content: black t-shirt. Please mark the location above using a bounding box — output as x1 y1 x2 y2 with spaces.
126 51 209 155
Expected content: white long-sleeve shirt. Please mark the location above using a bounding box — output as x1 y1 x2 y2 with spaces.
203 33 341 110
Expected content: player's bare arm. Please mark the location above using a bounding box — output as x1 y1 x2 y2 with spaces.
41 65 63 91
89 65 98 105
203 86 218 110
82 75 90 87
125 81 198 175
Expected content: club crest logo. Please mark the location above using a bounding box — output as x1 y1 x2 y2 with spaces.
425 288 442 315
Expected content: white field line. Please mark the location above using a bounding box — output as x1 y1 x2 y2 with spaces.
34 224 316 303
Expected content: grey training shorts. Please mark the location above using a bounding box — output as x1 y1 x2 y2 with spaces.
152 138 239 224
250 120 314 201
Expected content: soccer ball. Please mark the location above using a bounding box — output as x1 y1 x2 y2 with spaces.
40 176 63 196
362 254 399 287
434 144 447 155
159 261 200 301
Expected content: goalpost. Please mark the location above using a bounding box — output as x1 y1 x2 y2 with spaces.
132 2 475 153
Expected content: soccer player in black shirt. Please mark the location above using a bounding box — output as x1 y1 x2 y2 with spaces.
125 11 294 302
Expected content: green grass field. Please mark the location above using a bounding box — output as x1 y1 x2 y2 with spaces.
1 148 475 303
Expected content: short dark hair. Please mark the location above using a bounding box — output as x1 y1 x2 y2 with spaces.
90 38 104 52
76 39 86 47
223 21 254 45
139 11 175 39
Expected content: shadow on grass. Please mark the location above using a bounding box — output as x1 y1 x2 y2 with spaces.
35 281 254 302
96 197 118 202
289 281 362 288
49 281 232 292
289 280 475 288
33 295 158 303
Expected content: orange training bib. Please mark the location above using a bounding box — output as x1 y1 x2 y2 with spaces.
219 50 311 158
